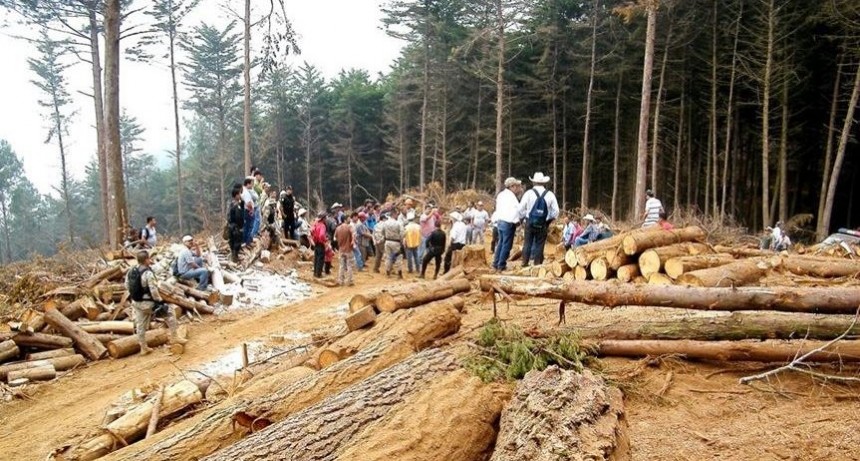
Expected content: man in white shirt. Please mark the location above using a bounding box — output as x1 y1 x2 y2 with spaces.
641 189 663 228
470 201 490 245
518 172 560 267
444 211 468 274
241 177 256 246
491 177 522 271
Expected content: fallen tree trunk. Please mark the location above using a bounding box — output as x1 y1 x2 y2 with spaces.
79 321 136 335
201 349 460 461
81 266 125 290
176 284 220 306
638 243 712 278
0 339 20 363
479 276 860 314
622 226 706 256
572 311 860 341
677 257 777 287
438 265 465 282
781 255 860 278
0 354 86 380
591 339 860 362
107 330 171 359
101 304 462 461
19 308 46 333
44 308 108 360
12 332 73 350
490 367 628 461
574 234 628 267
26 348 75 361
158 285 215 315
7 364 55 382
664 254 736 280
344 306 376 332
375 278 470 313
348 293 377 313
336 370 507 461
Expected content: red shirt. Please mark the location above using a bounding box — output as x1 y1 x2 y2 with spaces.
659 220 674 231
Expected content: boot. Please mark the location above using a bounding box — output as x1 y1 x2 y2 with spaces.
139 344 152 356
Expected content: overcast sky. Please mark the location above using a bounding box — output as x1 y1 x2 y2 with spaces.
0 0 404 194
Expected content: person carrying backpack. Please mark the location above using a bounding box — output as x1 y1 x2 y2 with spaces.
126 250 187 356
518 172 560 267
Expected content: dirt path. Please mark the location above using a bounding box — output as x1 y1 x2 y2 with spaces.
0 272 393 460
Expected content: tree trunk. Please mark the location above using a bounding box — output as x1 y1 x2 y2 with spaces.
760 0 775 228
634 4 657 218
169 23 184 234
821 62 860 237
472 84 482 189
0 339 19 363
25 348 75 361
201 350 459 461
621 226 706 256
664 254 735 279
709 0 719 218
479 275 860 314
242 0 252 174
490 367 628 461
375 279 470 313
0 354 85 381
673 81 685 211
592 339 860 363
721 3 742 218
11 332 73 350
781 255 860 278
78 321 135 335
817 57 844 239
44 308 107 360
107 330 170 359
89 9 112 246
52 93 75 244
778 77 789 222
581 0 599 209
637 242 712 278
677 257 776 287
494 0 506 193
650 22 671 195
0 197 12 263
339 370 507 461
104 0 126 249
612 74 623 220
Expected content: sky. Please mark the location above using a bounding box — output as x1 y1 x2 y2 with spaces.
0 0 405 194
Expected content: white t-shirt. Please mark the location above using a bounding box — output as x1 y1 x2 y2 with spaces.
643 197 663 227
450 221 468 245
472 210 490 229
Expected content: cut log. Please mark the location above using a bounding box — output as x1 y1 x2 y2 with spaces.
590 257 613 281
345 306 376 332
479 276 860 314
508 246 522 262
490 367 628 461
348 293 376 313
604 248 632 271
664 254 736 280
337 370 509 461
81 266 125 290
562 271 576 283
712 245 772 258
44 308 108 360
437 265 465 282
459 244 488 269
0 339 20 363
375 278 470 313
79 321 136 335
638 242 712 278
537 266 550 278
677 257 778 287
781 255 860 278
7 364 55 382
573 311 860 341
260 250 271 263
146 386 164 439
92 333 127 345
12 332 74 350
647 273 674 285
93 283 127 304
616 264 641 283
550 260 571 277
51 297 93 321
564 249 578 269
176 284 220 305
26 348 75 361
200 349 460 461
107 330 171 359
158 284 215 315
207 237 227 291
622 226 706 256
19 309 46 333
0 354 86 380
573 265 590 281
574 234 628 267
100 303 463 461
591 339 860 363
104 249 135 261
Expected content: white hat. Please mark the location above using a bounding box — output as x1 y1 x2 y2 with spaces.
331 202 343 209
530 172 551 184
298 208 307 217
504 177 521 188
450 211 463 222
406 211 416 221
582 214 595 222
182 235 194 243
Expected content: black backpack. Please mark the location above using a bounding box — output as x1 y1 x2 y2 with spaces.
128 266 152 302
527 189 551 228
141 227 150 241
170 258 180 277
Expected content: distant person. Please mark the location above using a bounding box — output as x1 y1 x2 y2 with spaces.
444 211 468 274
518 172 560 267
642 189 663 228
404 212 422 274
251 170 265 237
177 235 210 291
562 214 583 251
126 250 185 356
419 203 441 261
356 212 373 267
139 216 157 248
280 186 296 240
492 177 522 272
310 212 329 278
241 177 257 246
381 212 405 278
295 208 311 248
658 211 674 231
470 201 490 245
349 212 365 271
334 219 355 286
372 212 387 273
227 189 245 263
574 214 601 247
769 221 790 251
421 221 447 279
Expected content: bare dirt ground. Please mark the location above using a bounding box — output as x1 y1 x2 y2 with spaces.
2 260 860 460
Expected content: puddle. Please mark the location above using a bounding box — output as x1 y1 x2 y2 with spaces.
193 331 313 377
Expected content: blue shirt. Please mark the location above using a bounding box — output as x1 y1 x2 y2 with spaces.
177 248 203 274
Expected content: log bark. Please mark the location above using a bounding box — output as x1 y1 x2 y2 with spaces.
101 305 462 461
375 278 470 313
337 370 509 461
107 330 171 359
344 306 376 332
12 332 74 350
622 226 706 256
7 364 55 382
590 257 613 281
81 266 124 290
79 321 135 335
0 354 86 380
146 386 164 439
158 285 215 315
348 293 376 313
44 308 108 360
664 254 735 279
19 308 46 333
677 257 777 287
781 255 860 278
638 242 712 278
591 339 860 363
572 311 860 341
616 264 641 283
201 349 460 461
437 265 465 282
712 245 772 258
574 234 627 267
0 339 20 363
479 276 860 314
176 284 220 305
490 367 628 461
26 348 75 361
93 333 127 345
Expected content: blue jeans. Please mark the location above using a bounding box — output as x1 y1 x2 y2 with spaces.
251 207 261 237
181 268 210 291
574 236 592 247
418 235 428 261
492 221 515 270
522 225 549 266
353 246 365 270
405 247 420 273
243 210 254 245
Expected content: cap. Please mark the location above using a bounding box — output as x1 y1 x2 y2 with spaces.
182 235 194 243
504 177 521 188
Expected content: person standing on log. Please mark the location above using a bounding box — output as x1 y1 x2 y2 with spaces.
492 177 523 272
227 188 245 263
420 220 447 279
444 211 468 274
280 186 296 240
518 172 559 267
335 220 355 286
127 251 186 356
311 212 329 278
178 236 210 291
241 177 257 247
404 212 422 274
641 189 663 228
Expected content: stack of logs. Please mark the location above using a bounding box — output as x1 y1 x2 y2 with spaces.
0 245 234 387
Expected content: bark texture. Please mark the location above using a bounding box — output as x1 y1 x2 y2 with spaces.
621 226 706 256
677 257 777 287
44 308 108 360
375 278 470 313
592 339 860 363
664 254 735 279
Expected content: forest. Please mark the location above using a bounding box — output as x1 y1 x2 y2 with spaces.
0 0 858 264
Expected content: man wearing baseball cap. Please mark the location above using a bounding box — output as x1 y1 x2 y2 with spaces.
177 235 210 290
492 176 522 271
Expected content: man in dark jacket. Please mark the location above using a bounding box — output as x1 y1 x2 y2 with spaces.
280 186 296 240
228 188 245 263
420 221 447 279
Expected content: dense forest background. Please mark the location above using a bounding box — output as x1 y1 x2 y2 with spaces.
0 0 858 264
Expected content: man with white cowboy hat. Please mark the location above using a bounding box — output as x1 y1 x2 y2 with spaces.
444 211 468 274
518 172 560 267
574 213 600 247
492 176 522 271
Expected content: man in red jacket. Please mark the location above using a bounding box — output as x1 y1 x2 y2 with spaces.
310 212 329 278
